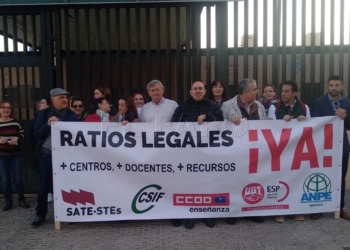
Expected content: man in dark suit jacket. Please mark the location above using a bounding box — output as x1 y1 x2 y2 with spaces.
311 75 350 220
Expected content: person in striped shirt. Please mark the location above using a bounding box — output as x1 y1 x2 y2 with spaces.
0 101 29 211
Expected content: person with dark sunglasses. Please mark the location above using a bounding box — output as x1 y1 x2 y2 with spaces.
70 97 89 121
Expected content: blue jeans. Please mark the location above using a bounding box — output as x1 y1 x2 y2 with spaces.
0 154 25 203
36 153 53 219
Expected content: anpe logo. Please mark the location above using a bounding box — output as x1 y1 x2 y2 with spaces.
173 193 230 206
301 173 332 204
131 184 165 214
242 183 264 204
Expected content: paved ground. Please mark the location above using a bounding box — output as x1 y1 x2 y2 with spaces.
1 194 350 250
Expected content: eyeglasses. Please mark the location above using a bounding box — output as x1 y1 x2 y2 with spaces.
0 106 11 110
39 101 47 104
72 105 83 108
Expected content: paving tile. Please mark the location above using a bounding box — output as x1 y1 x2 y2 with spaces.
1 193 350 250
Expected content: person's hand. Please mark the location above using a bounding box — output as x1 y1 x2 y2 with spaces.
9 137 18 145
0 138 7 144
283 115 292 122
48 116 58 126
198 114 206 125
296 115 306 121
229 117 240 125
121 120 128 126
335 108 347 120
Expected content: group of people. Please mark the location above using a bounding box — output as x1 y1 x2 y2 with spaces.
0 75 349 229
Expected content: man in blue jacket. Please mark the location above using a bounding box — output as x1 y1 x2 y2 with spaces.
311 75 350 220
31 88 78 228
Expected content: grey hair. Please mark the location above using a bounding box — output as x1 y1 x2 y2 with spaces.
238 78 256 94
146 80 164 91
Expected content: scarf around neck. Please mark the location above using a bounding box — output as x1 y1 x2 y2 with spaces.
96 109 110 122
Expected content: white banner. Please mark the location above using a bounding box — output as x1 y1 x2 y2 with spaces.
52 117 343 222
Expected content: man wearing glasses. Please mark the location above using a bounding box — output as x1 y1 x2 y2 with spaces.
268 80 311 121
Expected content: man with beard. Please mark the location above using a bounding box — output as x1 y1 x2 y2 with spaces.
311 75 350 220
171 81 223 229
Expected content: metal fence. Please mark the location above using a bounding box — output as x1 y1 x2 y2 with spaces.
0 0 349 121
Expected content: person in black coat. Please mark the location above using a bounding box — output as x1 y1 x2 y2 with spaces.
170 81 223 230
311 75 350 220
171 81 223 123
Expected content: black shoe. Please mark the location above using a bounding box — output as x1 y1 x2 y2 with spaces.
203 218 215 228
184 219 195 229
18 200 30 209
247 216 264 223
3 202 12 211
171 219 181 227
31 215 44 228
310 213 322 220
226 217 237 225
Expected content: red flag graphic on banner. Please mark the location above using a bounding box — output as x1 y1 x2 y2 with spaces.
61 189 95 206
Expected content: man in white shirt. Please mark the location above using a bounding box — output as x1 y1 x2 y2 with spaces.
140 80 178 123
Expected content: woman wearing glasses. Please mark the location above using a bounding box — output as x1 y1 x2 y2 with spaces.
0 101 30 211
115 95 139 125
70 97 89 121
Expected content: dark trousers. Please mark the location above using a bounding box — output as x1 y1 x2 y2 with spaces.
341 153 349 209
0 154 25 203
36 153 52 219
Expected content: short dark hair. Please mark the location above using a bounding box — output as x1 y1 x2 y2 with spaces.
70 96 84 107
282 80 298 92
191 80 205 88
41 96 52 106
91 97 107 113
328 75 342 83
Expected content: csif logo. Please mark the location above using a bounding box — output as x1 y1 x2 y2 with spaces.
131 184 165 214
301 173 332 203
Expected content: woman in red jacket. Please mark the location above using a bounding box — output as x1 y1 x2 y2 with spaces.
85 98 114 122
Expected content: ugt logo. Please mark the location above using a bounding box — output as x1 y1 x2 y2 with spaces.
301 173 332 203
242 183 264 205
131 184 165 214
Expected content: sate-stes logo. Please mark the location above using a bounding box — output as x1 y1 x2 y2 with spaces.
301 173 332 206
173 193 230 213
61 189 121 216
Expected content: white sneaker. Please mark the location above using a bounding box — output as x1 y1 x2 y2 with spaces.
47 193 54 203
